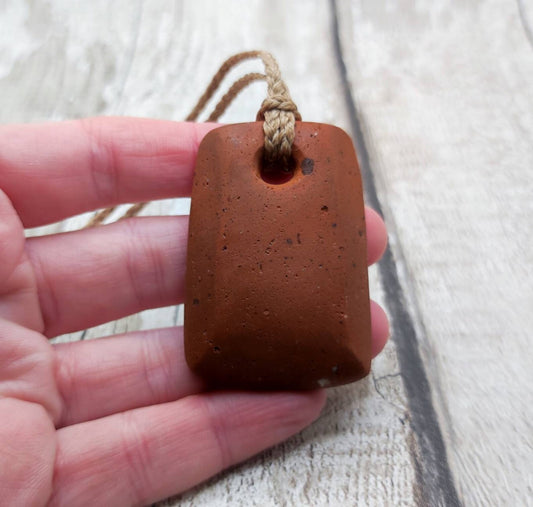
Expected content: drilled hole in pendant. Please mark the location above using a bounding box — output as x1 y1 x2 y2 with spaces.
260 153 296 185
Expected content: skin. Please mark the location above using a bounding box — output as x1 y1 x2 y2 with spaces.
0 118 389 506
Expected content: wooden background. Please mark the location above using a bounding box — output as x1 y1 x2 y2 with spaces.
1 0 532 505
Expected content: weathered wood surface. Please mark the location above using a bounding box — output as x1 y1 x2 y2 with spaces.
1 0 532 505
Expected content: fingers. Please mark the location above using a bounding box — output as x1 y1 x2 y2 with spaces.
0 118 217 227
54 328 203 427
50 390 326 506
371 300 390 357
0 189 45 331
0 189 24 285
26 216 189 337
54 299 389 427
366 206 387 264
27 207 387 338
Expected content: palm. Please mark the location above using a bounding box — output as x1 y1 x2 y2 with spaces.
0 118 388 506
0 208 58 503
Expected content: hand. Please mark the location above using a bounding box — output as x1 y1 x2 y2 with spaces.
0 118 389 506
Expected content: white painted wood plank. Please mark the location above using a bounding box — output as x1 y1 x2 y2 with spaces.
337 1 533 505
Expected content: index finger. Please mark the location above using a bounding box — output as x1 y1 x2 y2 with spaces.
0 118 217 227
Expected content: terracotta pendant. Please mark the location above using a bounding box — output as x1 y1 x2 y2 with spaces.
185 121 371 390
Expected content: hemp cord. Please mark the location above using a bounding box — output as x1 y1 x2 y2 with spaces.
86 50 300 227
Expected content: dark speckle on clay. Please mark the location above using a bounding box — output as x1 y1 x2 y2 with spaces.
301 157 315 175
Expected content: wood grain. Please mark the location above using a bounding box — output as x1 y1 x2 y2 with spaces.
1 0 531 505
336 1 533 505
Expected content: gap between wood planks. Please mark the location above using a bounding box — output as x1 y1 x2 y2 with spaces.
517 0 533 48
329 1 461 505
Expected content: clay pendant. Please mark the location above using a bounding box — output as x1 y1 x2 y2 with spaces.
185 122 371 390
